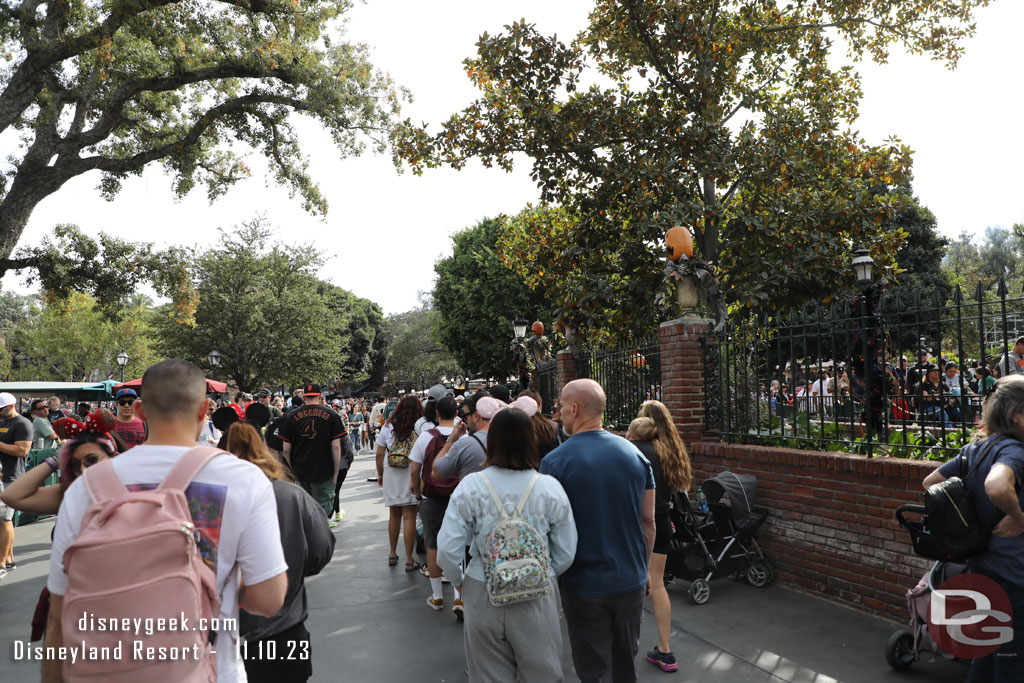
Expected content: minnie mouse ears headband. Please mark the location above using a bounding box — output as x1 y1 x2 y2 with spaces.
475 396 539 420
53 409 118 439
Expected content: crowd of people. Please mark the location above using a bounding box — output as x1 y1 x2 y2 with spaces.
758 342 1020 427
0 360 696 682
3 352 1021 683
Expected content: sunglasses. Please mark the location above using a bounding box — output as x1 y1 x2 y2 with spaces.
117 399 135 406
68 454 103 475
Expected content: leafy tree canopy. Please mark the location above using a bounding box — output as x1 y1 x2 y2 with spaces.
0 0 407 277
381 299 462 394
7 224 196 321
433 218 552 378
154 217 384 391
876 184 951 348
7 290 157 381
399 0 988 340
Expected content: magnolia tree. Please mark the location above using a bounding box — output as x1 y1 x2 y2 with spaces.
398 0 989 341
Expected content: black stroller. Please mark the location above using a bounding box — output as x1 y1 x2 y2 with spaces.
664 472 773 604
888 505 971 671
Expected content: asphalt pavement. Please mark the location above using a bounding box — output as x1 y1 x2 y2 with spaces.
0 449 967 683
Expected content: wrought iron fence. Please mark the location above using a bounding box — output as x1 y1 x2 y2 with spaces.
577 337 662 431
703 281 1020 461
536 358 558 417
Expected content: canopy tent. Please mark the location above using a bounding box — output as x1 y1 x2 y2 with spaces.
114 377 228 396
0 381 118 401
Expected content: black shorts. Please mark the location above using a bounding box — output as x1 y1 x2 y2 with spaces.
653 512 673 555
419 497 449 550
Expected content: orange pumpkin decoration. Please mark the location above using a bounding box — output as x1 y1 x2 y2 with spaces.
531 321 545 336
666 226 694 261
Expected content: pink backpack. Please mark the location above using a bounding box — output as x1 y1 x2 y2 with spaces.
61 446 226 682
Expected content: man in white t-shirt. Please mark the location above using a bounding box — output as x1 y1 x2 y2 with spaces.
409 396 458 614
809 370 832 416
44 360 288 683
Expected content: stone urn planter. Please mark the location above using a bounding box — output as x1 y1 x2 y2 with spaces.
675 275 701 317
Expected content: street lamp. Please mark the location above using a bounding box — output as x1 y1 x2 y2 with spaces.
512 316 529 341
115 349 130 383
851 245 875 289
207 348 222 380
850 244 885 454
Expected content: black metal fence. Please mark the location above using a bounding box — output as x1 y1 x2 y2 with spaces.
578 337 662 431
536 358 558 417
703 281 1019 460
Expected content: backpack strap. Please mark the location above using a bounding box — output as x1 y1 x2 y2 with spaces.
83 459 130 503
469 434 486 457
514 473 541 517
479 472 506 519
159 446 226 492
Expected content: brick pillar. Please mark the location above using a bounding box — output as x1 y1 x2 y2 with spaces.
556 349 578 394
659 317 713 446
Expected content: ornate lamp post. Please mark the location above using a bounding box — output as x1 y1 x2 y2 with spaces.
510 316 530 387
115 349 130 383
207 348 222 381
850 245 886 455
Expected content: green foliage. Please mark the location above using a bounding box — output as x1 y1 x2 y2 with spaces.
399 0 990 342
433 219 553 378
0 0 408 265
882 185 952 345
11 225 197 323
7 291 157 381
381 300 462 393
154 217 383 391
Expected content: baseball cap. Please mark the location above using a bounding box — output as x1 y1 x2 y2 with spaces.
0 392 15 408
302 383 322 396
427 384 452 402
256 388 271 398
115 388 138 400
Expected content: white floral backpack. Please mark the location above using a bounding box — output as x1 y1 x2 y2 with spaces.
478 472 551 606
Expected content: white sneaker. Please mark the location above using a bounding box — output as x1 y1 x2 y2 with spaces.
427 596 444 611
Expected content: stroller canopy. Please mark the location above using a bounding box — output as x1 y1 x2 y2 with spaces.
703 472 758 527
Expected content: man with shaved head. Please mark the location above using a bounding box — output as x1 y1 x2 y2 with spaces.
44 359 288 682
540 379 656 683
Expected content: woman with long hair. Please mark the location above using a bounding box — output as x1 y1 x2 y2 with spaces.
375 394 423 570
225 422 334 683
1 421 125 643
518 389 561 459
634 400 693 673
922 376 1024 683
437 407 577 682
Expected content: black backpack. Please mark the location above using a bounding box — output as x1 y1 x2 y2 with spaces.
922 437 1006 563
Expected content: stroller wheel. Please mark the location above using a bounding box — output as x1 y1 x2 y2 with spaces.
689 579 711 605
746 561 774 588
885 630 916 671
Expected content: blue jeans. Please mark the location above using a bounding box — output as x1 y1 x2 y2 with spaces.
967 569 1024 683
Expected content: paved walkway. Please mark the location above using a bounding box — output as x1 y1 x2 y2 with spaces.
1 451 966 683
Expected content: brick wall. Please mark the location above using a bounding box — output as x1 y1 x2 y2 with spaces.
691 441 936 623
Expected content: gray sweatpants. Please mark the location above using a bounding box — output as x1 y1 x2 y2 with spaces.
461 577 564 683
561 587 645 683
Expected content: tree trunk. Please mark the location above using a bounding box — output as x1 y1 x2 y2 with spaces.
0 157 68 265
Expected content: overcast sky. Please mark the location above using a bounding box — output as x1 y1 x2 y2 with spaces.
3 1 1022 315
